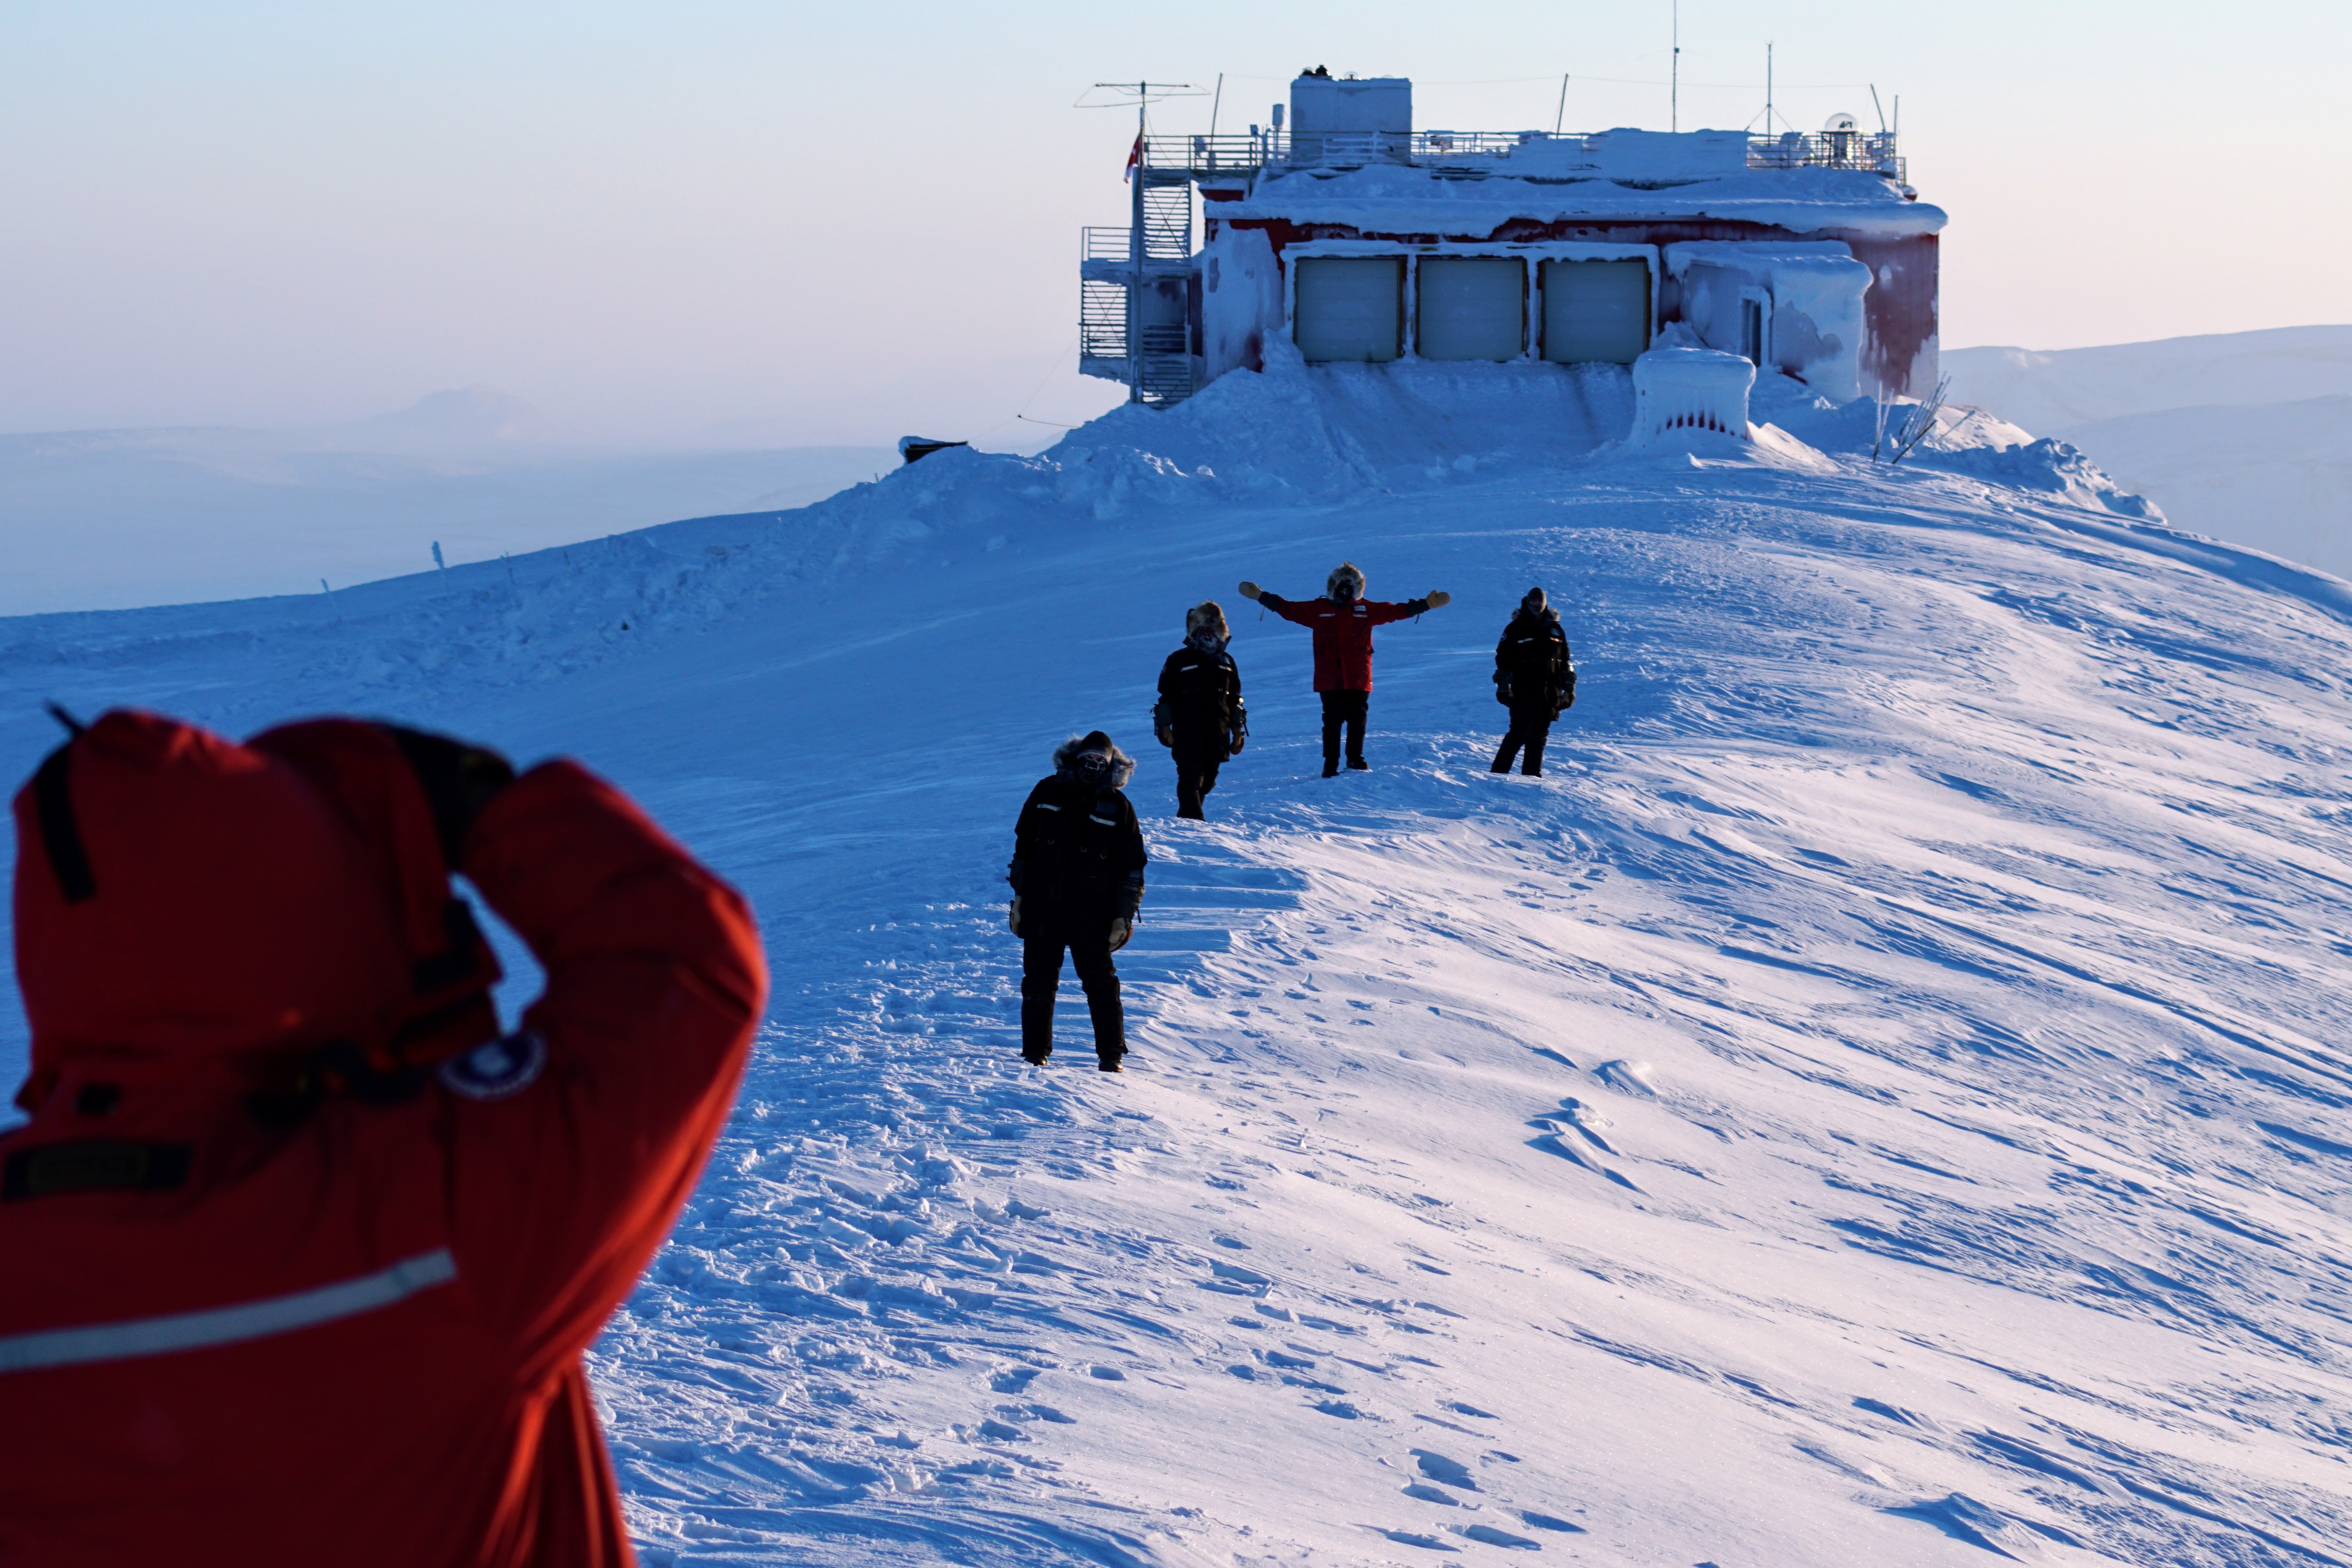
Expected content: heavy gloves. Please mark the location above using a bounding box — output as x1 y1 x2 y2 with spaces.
1426 590 1451 608
1237 581 1262 600
1495 677 1514 707
1108 917 1134 952
383 725 516 865
1008 897 1025 938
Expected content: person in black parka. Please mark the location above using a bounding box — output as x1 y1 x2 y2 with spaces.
1008 731 1148 1070
1154 600 1247 820
1491 586 1575 776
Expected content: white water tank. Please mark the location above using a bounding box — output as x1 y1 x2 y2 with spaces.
1290 75 1410 164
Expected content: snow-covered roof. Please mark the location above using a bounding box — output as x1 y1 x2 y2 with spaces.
1228 161 1945 239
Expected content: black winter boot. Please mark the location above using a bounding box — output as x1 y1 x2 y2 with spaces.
1022 1044 1051 1066
1097 1050 1124 1073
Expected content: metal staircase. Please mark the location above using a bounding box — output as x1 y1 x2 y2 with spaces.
1077 159 1200 408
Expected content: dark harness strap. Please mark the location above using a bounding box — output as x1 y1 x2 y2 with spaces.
32 744 95 904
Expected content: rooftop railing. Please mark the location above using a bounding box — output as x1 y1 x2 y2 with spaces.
1147 129 1904 185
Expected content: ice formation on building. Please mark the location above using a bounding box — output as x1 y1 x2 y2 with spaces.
1080 73 1944 415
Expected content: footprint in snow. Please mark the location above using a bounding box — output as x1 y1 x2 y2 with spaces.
1596 1059 1658 1096
1456 1524 1541 1550
1372 1528 1458 1552
1411 1449 1479 1490
1518 1511 1585 1533
989 1367 1039 1394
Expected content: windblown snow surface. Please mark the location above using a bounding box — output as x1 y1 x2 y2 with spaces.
4 357 2352 1566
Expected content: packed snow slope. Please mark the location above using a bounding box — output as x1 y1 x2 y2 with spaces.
4 358 2352 1566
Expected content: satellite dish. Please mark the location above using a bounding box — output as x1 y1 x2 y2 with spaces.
1824 112 1859 133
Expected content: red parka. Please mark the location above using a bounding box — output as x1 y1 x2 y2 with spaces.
0 712 765 1568
1261 592 1432 691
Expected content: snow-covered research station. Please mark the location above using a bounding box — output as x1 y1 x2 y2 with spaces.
1080 72 1945 427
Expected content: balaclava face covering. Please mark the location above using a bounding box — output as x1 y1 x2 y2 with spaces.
1522 587 1547 616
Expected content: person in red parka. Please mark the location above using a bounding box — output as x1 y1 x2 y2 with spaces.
0 708 765 1568
1239 562 1451 777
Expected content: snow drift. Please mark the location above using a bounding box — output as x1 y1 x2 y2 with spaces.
2 355 2350 1567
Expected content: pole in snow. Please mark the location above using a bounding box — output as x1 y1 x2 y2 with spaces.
1554 73 1569 135
1131 81 1145 404
1671 0 1680 133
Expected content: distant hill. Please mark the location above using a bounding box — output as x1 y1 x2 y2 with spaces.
1945 325 2352 431
1947 327 2352 578
0 393 894 614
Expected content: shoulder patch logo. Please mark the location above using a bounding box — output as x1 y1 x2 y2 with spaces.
439 1031 547 1102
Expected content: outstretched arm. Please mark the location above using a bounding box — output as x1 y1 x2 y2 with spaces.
1240 580 1300 619
1365 591 1451 626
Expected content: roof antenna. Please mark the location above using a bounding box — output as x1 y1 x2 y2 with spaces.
43 701 86 738
1869 84 1887 133
1670 0 1680 132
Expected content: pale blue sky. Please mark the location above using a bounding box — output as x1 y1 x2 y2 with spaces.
2 1 2341 445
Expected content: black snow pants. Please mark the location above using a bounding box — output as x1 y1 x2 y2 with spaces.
1021 906 1124 1059
1174 747 1224 820
1492 699 1555 776
1321 689 1370 770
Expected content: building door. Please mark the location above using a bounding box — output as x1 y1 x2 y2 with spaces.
1540 259 1652 364
1294 257 1405 362
1414 256 1525 361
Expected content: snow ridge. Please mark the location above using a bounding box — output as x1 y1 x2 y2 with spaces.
3 359 2351 1565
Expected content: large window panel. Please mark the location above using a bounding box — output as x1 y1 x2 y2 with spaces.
1541 259 1652 364
1294 257 1405 363
1415 257 1525 362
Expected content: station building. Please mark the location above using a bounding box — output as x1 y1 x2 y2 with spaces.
1080 74 1945 412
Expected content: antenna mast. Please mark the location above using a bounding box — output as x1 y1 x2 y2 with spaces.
1765 42 1774 135
1555 72 1569 135
1671 0 1680 132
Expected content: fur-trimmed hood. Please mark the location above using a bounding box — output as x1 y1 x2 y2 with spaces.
1052 732 1136 788
1325 562 1366 602
1185 600 1231 651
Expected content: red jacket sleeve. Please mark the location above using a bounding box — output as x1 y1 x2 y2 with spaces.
440 761 766 1383
1363 597 1427 627
1265 595 1320 628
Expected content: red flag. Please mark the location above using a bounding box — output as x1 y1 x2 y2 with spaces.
1123 132 1142 182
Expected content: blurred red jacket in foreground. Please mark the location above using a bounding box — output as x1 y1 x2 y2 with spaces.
0 712 765 1567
